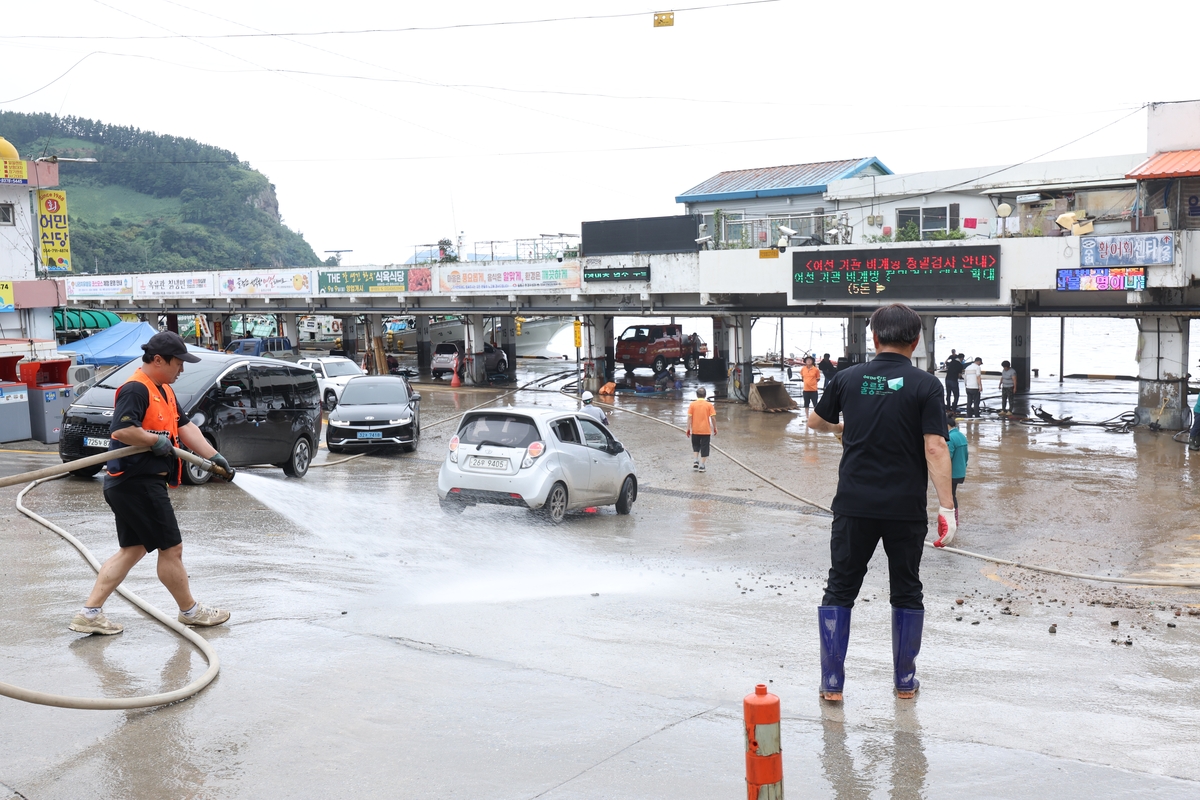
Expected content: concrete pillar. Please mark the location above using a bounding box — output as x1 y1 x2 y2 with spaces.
582 314 608 392
284 313 300 345
368 313 386 375
165 314 179 334
1011 314 1031 393
499 315 517 381
916 315 936 373
727 313 753 402
1136 315 1190 429
600 314 616 381
466 314 488 385
415 314 432 374
846 316 868 365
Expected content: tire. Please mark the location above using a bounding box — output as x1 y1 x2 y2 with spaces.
652 355 666 373
541 482 568 524
432 371 443 380
282 436 312 478
685 354 699 371
497 356 508 373
402 423 420 453
439 496 465 515
615 475 636 515
69 464 103 479
623 364 634 374
324 391 338 411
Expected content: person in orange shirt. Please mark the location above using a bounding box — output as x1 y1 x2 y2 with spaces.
800 355 821 412
686 386 717 472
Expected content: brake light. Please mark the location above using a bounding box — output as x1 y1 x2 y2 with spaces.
449 435 460 463
521 440 545 469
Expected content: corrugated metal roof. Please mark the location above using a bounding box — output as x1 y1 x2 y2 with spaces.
676 157 890 203
1127 150 1200 179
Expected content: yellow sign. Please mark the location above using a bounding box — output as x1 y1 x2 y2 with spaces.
653 12 674 26
37 190 71 272
0 281 13 313
759 248 780 259
0 160 27 184
573 319 583 348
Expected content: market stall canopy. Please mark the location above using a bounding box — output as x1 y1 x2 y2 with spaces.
54 308 123 331
1126 150 1200 179
58 321 158 365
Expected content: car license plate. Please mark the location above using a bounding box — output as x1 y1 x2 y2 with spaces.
84 436 110 448
357 431 383 439
471 457 509 470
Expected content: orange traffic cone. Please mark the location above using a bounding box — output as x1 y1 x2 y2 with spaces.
450 356 462 388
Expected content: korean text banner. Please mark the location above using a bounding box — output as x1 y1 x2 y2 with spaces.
792 245 1000 300
1056 267 1146 292
0 160 27 185
65 276 134 299
0 281 13 312
1080 233 1173 267
218 269 314 297
318 267 433 295
438 262 581 293
134 272 217 299
37 190 71 272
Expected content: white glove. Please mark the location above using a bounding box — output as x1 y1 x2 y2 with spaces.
934 506 957 548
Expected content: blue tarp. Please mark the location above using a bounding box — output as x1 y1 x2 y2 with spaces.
60 321 160 366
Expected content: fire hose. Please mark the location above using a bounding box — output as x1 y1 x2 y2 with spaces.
0 445 227 710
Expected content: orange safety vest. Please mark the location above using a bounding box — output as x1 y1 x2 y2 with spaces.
108 368 183 486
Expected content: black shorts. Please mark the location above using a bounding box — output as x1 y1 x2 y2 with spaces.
104 475 183 553
803 390 819 406
691 434 711 457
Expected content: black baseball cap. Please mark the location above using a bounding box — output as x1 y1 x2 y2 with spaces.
142 331 201 362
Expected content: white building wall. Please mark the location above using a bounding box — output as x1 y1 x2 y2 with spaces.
1147 100 1200 154
0 185 36 281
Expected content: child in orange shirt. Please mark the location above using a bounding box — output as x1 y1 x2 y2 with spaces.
800 355 821 411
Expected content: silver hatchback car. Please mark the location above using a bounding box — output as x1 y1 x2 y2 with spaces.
437 406 637 522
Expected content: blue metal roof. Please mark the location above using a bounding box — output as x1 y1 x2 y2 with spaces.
675 157 891 204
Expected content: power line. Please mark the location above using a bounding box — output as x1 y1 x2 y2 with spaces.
0 0 780 40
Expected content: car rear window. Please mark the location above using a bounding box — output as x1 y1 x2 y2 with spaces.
323 360 363 378
457 413 540 448
435 343 459 355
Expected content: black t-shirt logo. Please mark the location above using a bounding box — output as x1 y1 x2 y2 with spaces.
860 375 904 396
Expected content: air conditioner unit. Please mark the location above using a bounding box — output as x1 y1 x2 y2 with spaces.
70 364 96 386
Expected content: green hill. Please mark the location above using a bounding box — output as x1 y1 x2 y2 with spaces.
0 112 322 273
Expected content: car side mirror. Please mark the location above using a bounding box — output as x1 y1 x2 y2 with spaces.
411 392 421 402
224 385 242 397
609 441 624 454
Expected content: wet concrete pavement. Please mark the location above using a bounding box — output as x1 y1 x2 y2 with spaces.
2 365 1200 798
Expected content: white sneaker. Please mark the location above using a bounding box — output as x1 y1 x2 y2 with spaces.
179 602 230 627
69 611 123 635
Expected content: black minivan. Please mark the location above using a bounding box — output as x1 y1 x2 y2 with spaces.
59 351 323 482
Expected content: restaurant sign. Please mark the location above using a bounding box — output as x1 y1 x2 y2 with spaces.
792 245 1000 300
318 267 433 295
1056 267 1146 292
1080 233 1173 267
438 262 580 292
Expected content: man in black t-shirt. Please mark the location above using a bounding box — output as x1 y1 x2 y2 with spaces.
807 304 956 702
942 352 964 410
817 353 837 387
68 332 235 637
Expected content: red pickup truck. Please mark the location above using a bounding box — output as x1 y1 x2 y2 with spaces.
616 324 708 373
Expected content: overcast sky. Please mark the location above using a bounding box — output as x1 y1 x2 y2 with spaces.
1 1 1193 265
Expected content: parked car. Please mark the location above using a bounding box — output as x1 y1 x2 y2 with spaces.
296 355 365 410
326 375 421 453
225 336 301 362
615 324 708 373
437 406 637 523
59 351 322 482
430 341 509 380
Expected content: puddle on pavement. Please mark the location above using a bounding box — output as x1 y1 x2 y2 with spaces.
233 471 677 604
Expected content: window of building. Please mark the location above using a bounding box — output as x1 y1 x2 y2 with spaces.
0 203 14 225
896 204 961 239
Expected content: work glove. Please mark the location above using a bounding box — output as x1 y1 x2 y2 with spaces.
151 434 174 457
210 452 236 482
934 506 957 548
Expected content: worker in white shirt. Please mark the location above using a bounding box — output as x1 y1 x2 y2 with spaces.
962 357 983 418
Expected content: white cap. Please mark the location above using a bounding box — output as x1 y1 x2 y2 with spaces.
582 391 594 402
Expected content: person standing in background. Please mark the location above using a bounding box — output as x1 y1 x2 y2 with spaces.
800 356 821 412
943 352 964 411
818 353 838 388
998 360 1018 414
947 414 968 523
963 357 983 418
686 387 717 472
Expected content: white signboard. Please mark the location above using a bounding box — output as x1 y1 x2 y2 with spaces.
218 269 315 297
65 276 134 299
133 272 216 299
437 262 581 293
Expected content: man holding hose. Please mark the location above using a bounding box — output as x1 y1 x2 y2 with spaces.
69 332 234 635
806 304 956 701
